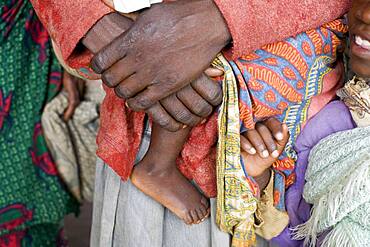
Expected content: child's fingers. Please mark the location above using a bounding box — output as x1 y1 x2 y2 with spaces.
255 123 279 158
245 130 269 158
240 134 257 155
276 124 290 148
264 118 284 141
204 67 224 77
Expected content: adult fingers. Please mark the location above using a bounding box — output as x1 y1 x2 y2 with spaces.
101 57 137 88
126 80 176 111
91 31 130 74
176 85 213 118
263 118 284 141
245 130 269 159
191 74 222 106
240 134 257 155
160 94 201 126
146 103 183 132
114 74 149 101
255 123 278 158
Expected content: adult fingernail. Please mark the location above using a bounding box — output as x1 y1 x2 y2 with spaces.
182 125 188 129
125 101 130 108
275 132 284 141
249 148 256 154
201 119 207 124
262 150 269 158
272 150 279 158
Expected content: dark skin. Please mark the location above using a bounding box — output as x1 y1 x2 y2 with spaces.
82 12 221 224
349 0 370 77
131 126 210 225
91 0 231 120
83 12 223 131
62 71 85 121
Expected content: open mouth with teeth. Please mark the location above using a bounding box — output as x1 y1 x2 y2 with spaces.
352 35 370 58
354 35 370 50
350 33 370 78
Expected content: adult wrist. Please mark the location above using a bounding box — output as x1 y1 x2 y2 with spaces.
82 13 132 53
206 0 232 47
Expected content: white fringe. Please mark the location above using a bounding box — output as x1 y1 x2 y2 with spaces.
320 222 354 247
292 163 370 247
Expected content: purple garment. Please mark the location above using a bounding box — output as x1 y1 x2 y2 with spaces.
271 101 356 247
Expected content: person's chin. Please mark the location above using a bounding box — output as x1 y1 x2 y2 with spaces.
351 57 370 78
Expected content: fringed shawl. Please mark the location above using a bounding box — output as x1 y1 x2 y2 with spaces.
293 125 370 247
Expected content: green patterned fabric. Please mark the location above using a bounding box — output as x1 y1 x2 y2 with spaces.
0 0 77 246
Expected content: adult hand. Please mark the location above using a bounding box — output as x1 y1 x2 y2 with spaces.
63 71 85 121
81 10 223 131
148 73 222 131
91 0 231 111
82 11 224 131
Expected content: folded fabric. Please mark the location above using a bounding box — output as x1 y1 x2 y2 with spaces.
41 80 104 202
337 76 370 127
293 126 370 247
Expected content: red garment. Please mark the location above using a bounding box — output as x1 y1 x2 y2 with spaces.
30 0 350 197
213 0 351 59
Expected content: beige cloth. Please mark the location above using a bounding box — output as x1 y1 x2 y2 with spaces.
337 76 370 127
255 171 289 240
42 80 104 202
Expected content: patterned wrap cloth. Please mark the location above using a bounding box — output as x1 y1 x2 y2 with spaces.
214 20 347 246
0 1 77 246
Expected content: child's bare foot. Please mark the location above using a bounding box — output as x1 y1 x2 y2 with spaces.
131 156 210 225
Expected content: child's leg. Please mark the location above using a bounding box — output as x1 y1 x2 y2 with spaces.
131 123 210 225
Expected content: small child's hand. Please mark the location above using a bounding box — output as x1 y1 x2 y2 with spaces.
241 118 288 158
62 71 85 121
241 118 289 177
